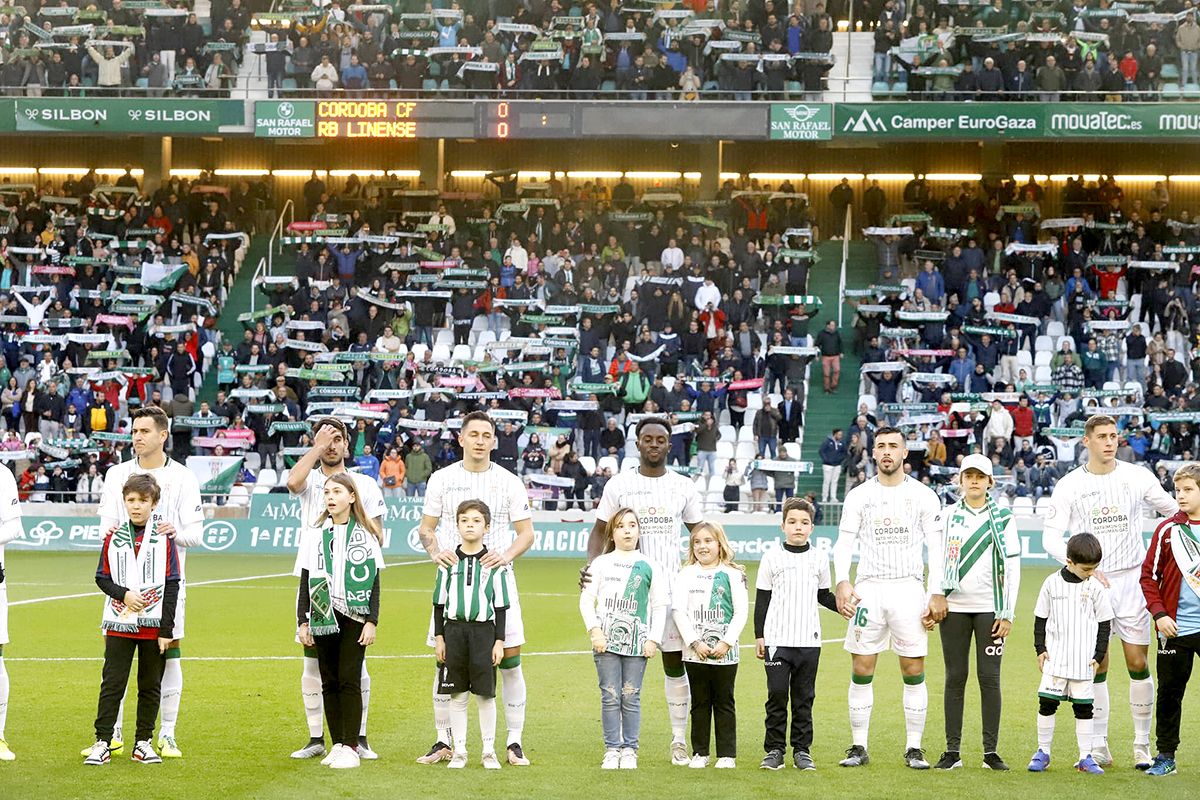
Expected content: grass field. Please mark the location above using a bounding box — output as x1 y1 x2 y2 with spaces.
1 552 1197 799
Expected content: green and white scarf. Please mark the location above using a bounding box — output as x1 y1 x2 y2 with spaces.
308 515 377 636
1171 522 1200 601
100 518 166 634
942 497 1016 619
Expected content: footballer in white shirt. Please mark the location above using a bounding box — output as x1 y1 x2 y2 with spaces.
832 427 945 770
585 416 704 767
415 411 535 768
1043 414 1177 769
286 416 386 762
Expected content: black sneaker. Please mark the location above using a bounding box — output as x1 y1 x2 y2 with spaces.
905 748 930 769
760 749 785 770
839 745 870 767
794 750 816 770
934 751 963 770
982 752 1010 771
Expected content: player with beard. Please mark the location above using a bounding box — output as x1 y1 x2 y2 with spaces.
833 427 945 769
583 416 704 765
1044 414 1177 769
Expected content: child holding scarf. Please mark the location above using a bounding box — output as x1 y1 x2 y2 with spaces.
297 473 385 771
85 474 180 766
933 454 1021 772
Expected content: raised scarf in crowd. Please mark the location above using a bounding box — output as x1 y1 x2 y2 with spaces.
309 514 377 636
100 517 166 633
942 496 1014 619
1171 522 1200 601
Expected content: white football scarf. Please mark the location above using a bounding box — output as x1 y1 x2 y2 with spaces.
1171 522 1200 601
100 517 166 633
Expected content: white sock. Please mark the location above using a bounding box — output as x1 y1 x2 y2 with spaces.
479 695 497 755
664 674 690 741
1130 676 1154 746
0 656 8 740
302 656 324 740
902 679 927 750
359 661 370 738
499 665 526 747
1076 716 1093 761
449 693 469 755
433 670 452 745
159 656 182 738
848 679 874 748
1092 679 1109 750
114 687 127 740
1037 713 1055 754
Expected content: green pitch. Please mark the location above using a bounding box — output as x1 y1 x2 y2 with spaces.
2 552 1197 799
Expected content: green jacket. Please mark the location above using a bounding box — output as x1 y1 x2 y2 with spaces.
404 451 434 484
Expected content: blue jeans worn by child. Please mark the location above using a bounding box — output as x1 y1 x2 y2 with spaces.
594 652 647 751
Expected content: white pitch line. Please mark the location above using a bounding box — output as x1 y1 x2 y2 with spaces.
8 560 427 607
5 639 847 663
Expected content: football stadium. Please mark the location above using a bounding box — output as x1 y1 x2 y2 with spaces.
2 0 1200 796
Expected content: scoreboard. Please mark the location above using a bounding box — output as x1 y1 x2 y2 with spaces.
254 99 770 139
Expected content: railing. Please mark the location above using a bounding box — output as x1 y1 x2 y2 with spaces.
249 255 267 315
837 208 851 328
267 197 294 278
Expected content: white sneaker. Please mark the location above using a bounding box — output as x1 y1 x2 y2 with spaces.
131 740 162 764
689 754 710 769
83 740 110 766
715 757 736 769
601 749 621 770
357 739 379 761
448 751 468 769
330 747 361 770
482 751 502 770
619 748 638 769
1092 744 1113 766
0 739 14 761
292 740 327 760
321 744 343 766
1135 743 1153 770
671 740 689 766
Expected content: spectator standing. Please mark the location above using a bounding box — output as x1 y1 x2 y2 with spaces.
817 319 843 393
819 429 846 503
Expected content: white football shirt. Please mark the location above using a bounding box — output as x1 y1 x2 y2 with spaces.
1035 569 1114 680
1044 461 1177 572
834 475 943 586
756 543 831 648
595 468 704 578
422 462 532 554
0 464 23 568
291 468 387 577
99 457 204 575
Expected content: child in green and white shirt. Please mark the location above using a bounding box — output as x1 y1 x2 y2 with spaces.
673 521 748 769
579 507 667 771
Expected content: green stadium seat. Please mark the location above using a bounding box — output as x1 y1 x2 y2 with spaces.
135 78 148 88
422 78 438 91
428 61 442 77
872 80 890 96
1184 83 1200 100
389 79 397 89
600 79 616 91
1163 63 1180 80
1163 82 1181 99
787 80 802 93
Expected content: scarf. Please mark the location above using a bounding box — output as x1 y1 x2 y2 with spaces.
942 496 1015 619
308 514 377 636
1171 522 1200 601
100 518 166 634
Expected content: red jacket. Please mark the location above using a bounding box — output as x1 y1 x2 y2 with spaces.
1142 511 1194 622
1011 405 1034 437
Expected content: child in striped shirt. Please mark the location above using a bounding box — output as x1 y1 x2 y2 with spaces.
673 522 748 769
433 500 511 771
580 507 667 771
1028 532 1112 776
755 497 838 771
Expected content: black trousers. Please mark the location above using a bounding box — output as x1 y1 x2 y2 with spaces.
1156 630 1200 755
684 661 737 758
940 611 1004 752
763 645 819 753
314 612 367 747
94 635 165 743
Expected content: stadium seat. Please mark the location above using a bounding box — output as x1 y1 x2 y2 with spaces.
716 441 735 460
1011 496 1034 516
1034 334 1053 352
476 330 497 347
471 316 489 332
1034 365 1052 383
746 393 763 410
227 485 251 507
596 456 618 475
735 441 756 462
737 425 755 442
1102 381 1121 393
900 278 916 296
858 394 877 413
1124 381 1143 400
1045 321 1065 338
719 425 736 442
872 81 890 97
435 329 455 347
578 455 596 475
619 457 639 472
1034 350 1052 367
431 344 452 362
1164 82 1182 100
257 468 278 488
1055 336 1074 352
1163 63 1181 80
451 344 472 363
662 376 675 392
1185 84 1200 100
1016 350 1032 368
983 291 1000 311
411 343 428 360
1035 496 1054 514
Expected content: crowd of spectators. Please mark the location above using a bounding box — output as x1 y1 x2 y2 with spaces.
257 0 836 98
212 170 827 511
843 172 1200 510
0 167 257 501
878 0 1200 99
